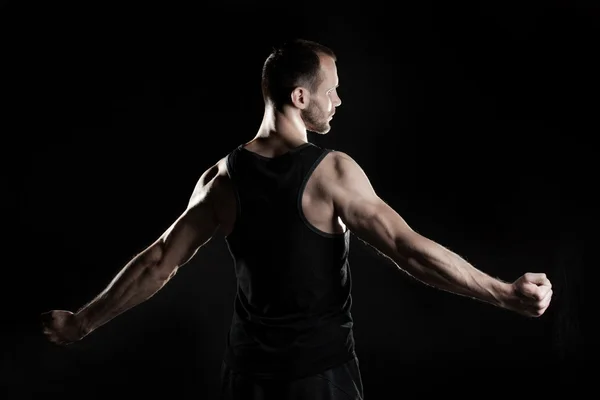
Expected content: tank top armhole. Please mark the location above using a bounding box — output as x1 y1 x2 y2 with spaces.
225 151 242 227
297 149 346 238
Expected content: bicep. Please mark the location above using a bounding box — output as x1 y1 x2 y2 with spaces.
329 153 423 260
157 201 219 269
342 193 422 259
154 163 222 270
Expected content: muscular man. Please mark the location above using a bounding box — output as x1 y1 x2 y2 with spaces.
42 39 553 399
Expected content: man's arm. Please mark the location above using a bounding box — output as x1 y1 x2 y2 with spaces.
42 159 229 344
326 151 552 318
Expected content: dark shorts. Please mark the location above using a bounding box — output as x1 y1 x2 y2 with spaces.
220 357 364 400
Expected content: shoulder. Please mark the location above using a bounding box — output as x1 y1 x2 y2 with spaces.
320 150 368 182
185 154 237 232
316 150 375 203
188 155 233 208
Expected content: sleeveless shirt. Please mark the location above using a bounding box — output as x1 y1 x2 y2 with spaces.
223 142 356 380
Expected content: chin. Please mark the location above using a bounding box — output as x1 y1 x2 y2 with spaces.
308 124 331 135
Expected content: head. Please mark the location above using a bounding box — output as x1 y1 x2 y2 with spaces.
261 39 342 134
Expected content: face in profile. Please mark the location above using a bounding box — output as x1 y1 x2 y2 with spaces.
302 99 332 134
301 55 341 135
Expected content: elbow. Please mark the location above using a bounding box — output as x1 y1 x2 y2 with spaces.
142 240 165 266
146 264 178 283
140 240 176 282
392 231 422 261
392 232 438 275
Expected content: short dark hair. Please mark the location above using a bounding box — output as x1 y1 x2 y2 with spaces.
261 39 336 110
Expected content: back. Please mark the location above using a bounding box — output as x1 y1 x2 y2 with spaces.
223 142 356 380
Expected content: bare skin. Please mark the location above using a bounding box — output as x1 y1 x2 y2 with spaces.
42 53 552 346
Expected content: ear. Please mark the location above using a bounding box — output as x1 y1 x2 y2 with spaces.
290 86 309 109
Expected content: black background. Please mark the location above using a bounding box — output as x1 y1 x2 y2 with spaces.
2 1 592 398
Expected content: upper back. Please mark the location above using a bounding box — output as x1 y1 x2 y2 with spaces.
223 142 347 238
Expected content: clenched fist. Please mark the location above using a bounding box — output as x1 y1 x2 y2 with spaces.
507 272 553 317
41 310 86 346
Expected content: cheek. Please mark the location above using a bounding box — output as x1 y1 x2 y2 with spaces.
313 97 330 112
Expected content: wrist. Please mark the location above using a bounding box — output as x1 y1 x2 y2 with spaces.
489 279 514 309
74 309 93 338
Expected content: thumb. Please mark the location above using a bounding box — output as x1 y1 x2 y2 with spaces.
522 272 550 286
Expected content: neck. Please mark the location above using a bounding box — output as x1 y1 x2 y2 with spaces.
254 104 308 147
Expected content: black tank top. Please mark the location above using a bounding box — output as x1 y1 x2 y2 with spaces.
223 142 355 380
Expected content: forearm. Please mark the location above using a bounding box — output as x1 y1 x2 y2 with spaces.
75 242 173 335
395 237 511 308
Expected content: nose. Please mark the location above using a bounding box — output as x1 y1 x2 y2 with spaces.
334 93 342 108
